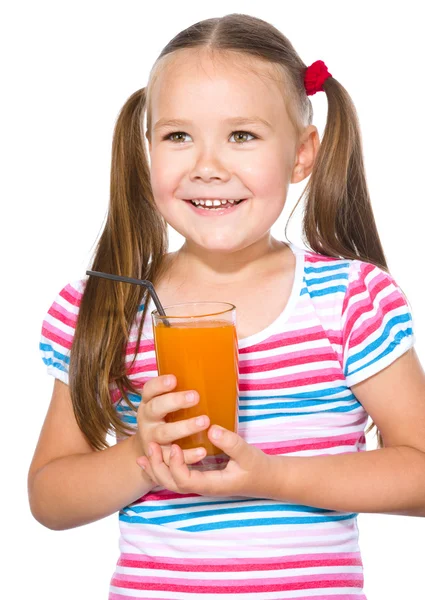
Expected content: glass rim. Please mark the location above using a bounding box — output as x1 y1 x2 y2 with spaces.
152 301 236 319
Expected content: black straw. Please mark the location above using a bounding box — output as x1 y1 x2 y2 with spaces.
86 270 171 327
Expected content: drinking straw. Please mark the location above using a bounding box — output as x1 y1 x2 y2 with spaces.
86 270 171 327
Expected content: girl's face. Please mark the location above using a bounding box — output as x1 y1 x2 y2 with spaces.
147 50 311 255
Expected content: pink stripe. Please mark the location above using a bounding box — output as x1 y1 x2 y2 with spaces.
48 302 77 328
239 369 343 391
259 435 364 455
126 359 158 375
239 348 337 373
349 294 406 348
126 339 155 354
270 411 366 430
240 327 326 354
342 263 386 334
41 323 73 349
121 552 361 566
109 595 364 600
111 572 363 591
118 551 362 569
256 432 360 451
60 283 83 305
290 298 338 315
138 490 201 502
305 253 338 263
109 595 170 600
119 525 354 543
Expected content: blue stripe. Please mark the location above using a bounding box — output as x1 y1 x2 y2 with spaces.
119 415 137 424
305 262 350 274
347 328 413 379
116 394 141 411
40 342 70 365
240 386 353 400
122 498 254 514
122 503 335 525
178 513 358 532
239 402 361 422
305 273 349 286
42 357 68 373
345 315 413 373
239 398 357 410
301 285 347 297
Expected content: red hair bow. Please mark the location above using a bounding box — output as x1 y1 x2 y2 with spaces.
304 60 332 96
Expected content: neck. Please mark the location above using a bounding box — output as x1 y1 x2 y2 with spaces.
169 235 290 287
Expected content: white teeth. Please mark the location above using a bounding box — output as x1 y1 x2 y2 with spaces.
190 198 240 211
190 198 237 207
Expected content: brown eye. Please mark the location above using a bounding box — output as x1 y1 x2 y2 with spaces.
231 131 256 143
163 130 257 144
164 132 187 143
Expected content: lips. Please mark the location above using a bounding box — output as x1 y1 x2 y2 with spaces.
184 198 248 216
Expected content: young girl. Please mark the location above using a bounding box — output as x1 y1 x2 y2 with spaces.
29 13 425 600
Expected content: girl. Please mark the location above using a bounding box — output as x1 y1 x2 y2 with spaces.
29 12 425 600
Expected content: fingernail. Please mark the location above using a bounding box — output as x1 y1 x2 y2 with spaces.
164 376 173 387
196 416 206 426
170 445 176 457
185 391 196 403
211 426 223 439
147 445 153 457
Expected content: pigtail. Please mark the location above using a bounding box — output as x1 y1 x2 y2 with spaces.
302 77 388 272
300 76 387 448
69 88 169 450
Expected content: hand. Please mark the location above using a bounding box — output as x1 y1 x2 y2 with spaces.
136 424 273 498
134 374 210 468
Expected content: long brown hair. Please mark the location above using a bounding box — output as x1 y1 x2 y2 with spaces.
70 13 389 450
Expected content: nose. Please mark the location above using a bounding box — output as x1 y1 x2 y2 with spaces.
189 147 231 182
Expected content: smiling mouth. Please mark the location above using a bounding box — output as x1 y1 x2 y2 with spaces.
186 198 247 210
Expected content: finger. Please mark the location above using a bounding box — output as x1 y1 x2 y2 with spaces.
147 389 200 422
168 444 206 493
136 456 158 486
147 442 178 491
156 414 210 445
208 426 246 460
141 374 176 405
162 445 207 466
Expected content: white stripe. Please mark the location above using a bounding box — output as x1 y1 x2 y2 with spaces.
114 564 363 580
109 586 364 599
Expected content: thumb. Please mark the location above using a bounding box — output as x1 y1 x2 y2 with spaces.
208 425 246 459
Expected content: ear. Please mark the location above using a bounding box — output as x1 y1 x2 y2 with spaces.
290 125 320 184
145 129 152 153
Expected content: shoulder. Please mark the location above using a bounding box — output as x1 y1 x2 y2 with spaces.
298 245 403 297
297 245 352 300
41 278 87 347
294 245 412 322
39 279 87 382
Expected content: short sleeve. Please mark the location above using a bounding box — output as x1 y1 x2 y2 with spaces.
341 260 416 387
39 280 86 384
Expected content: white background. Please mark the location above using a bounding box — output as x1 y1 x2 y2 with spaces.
2 1 424 598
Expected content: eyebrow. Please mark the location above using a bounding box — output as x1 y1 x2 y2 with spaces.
153 116 273 132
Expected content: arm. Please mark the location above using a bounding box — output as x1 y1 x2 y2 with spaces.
28 379 155 531
263 348 425 516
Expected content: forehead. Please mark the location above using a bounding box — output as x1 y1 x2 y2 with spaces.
150 49 288 125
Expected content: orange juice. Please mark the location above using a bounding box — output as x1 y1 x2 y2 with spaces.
153 315 239 469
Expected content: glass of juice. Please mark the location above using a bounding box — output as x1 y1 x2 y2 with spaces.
152 302 239 471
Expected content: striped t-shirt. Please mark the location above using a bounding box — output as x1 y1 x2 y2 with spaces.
40 242 416 599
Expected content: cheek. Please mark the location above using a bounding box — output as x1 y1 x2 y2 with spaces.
240 152 290 195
